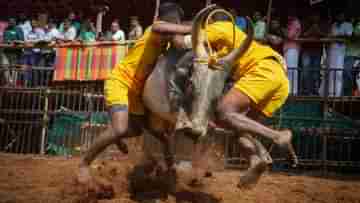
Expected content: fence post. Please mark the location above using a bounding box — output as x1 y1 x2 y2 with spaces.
322 64 330 174
40 88 50 155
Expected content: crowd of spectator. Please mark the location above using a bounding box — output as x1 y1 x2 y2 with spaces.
232 9 360 97
0 11 144 87
1 7 360 97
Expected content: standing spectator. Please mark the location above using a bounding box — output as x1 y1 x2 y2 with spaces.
37 12 49 29
23 20 44 87
43 21 61 42
230 9 247 31
3 18 24 86
59 19 77 41
266 16 284 54
343 17 360 96
0 18 8 42
0 18 9 85
301 13 326 95
43 20 60 64
79 19 96 42
128 16 143 40
59 11 81 34
253 11 266 42
105 21 125 41
4 18 24 42
17 13 32 38
284 13 302 95
325 12 353 97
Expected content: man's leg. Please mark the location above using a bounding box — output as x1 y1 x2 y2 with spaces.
78 108 129 184
301 52 312 95
237 136 267 188
343 56 355 96
216 88 291 147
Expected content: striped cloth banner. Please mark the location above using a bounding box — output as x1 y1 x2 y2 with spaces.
53 44 128 81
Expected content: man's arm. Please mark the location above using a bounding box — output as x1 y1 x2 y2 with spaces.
172 34 192 50
152 23 192 35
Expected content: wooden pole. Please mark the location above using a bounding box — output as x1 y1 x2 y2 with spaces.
40 88 49 155
265 0 273 34
153 0 160 22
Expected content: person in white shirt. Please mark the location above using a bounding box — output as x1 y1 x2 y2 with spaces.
17 13 32 38
322 13 353 97
59 19 77 41
44 22 61 41
105 21 125 41
128 16 143 40
23 20 43 87
42 21 59 70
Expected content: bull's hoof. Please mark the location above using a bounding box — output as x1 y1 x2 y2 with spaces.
237 161 267 189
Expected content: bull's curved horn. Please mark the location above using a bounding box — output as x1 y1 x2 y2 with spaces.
192 4 219 57
217 17 254 69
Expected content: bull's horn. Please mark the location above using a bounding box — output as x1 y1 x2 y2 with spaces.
192 4 219 57
218 17 254 69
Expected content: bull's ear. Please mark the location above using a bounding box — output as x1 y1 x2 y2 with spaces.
218 17 254 70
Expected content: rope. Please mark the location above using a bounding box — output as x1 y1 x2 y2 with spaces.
201 8 236 70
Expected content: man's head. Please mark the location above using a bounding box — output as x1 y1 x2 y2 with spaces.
229 8 238 17
210 12 231 23
46 20 56 31
158 2 184 24
63 19 72 30
310 13 321 24
270 17 281 30
130 16 139 27
18 13 27 23
31 19 39 29
253 11 262 22
68 12 76 21
111 21 120 33
8 18 16 27
335 12 345 23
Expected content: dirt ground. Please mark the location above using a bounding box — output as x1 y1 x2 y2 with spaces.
0 151 360 203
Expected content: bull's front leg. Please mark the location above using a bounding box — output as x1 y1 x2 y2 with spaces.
145 116 176 169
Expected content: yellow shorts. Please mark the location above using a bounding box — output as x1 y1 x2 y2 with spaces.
104 73 145 115
233 58 289 117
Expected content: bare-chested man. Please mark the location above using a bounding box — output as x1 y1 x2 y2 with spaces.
77 2 193 185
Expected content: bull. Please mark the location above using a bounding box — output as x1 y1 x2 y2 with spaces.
143 5 297 187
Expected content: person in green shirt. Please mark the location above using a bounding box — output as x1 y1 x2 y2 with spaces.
3 18 24 42
3 18 24 86
78 19 96 42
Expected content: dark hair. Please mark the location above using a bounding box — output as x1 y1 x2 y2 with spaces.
212 12 231 22
158 2 184 21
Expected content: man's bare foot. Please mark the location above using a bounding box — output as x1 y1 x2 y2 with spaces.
274 130 298 167
237 159 267 189
260 151 273 165
274 130 292 147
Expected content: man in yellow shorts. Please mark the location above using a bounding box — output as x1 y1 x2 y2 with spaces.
172 13 294 188
77 2 193 185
